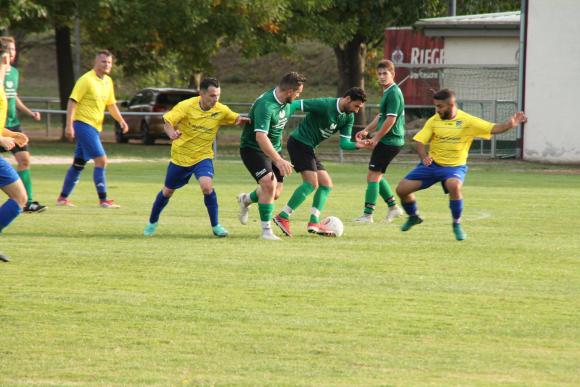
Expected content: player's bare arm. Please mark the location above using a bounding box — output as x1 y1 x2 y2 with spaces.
369 115 396 147
491 111 527 134
65 99 78 140
16 97 41 121
163 120 181 140
235 115 251 126
356 114 379 141
107 103 128 133
2 128 29 147
255 131 293 177
415 141 432 166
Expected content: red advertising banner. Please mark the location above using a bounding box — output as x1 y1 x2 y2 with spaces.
384 27 445 105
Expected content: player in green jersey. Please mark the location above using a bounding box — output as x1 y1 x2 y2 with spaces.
238 72 305 240
272 87 370 237
0 37 45 213
354 60 405 224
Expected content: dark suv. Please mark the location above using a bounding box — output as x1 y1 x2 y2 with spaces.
116 88 199 144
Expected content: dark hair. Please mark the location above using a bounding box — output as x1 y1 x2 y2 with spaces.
200 77 220 90
279 72 306 91
433 88 455 101
95 49 113 58
377 59 395 73
343 87 367 103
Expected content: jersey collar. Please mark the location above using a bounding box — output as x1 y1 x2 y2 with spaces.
336 98 344 114
273 87 284 105
383 83 395 94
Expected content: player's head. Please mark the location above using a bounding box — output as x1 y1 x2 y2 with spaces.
376 59 395 87
0 37 16 64
278 72 306 103
433 89 456 120
199 77 221 110
341 87 367 114
93 49 113 75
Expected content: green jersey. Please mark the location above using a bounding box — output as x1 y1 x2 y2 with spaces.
290 98 354 148
378 83 405 147
3 66 19 128
240 88 296 152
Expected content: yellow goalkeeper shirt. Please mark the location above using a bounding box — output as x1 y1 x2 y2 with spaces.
164 96 239 166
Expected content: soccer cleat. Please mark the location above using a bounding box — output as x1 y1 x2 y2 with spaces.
212 224 229 238
401 215 423 231
353 214 373 223
100 199 121 209
237 193 250 225
307 222 336 237
452 223 467 241
23 201 48 213
385 206 403 223
261 229 281 241
144 222 158 237
273 215 292 237
56 197 75 207
0 252 9 262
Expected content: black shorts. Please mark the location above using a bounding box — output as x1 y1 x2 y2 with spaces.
1 125 29 154
368 142 401 173
240 147 284 183
287 136 325 173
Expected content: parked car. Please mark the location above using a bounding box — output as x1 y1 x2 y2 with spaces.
115 88 199 144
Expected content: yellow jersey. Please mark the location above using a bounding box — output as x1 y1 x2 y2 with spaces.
0 88 6 130
164 96 239 166
414 109 494 166
69 70 116 132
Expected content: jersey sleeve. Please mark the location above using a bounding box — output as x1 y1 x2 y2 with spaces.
301 98 330 113
69 76 88 102
290 100 302 113
413 116 435 144
163 100 187 127
106 78 116 105
339 114 355 138
467 115 494 140
385 90 402 117
219 104 239 126
252 100 272 134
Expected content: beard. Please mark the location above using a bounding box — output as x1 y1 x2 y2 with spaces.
439 110 452 120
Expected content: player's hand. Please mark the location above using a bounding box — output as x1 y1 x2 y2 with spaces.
355 130 368 141
168 129 181 140
13 133 28 147
236 116 251 126
119 120 129 134
31 111 41 121
65 125 75 141
422 156 433 166
274 158 293 177
509 111 527 127
0 136 15 150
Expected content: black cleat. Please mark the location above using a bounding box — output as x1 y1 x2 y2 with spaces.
23 201 48 213
0 252 10 262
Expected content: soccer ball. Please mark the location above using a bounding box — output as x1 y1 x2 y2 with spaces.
321 216 344 237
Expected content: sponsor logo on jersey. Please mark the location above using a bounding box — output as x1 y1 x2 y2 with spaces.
279 109 286 119
455 120 463 127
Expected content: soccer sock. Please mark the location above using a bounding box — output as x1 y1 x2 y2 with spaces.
204 190 219 227
279 182 315 220
0 198 22 232
93 167 107 200
258 203 274 229
17 169 33 204
449 199 463 224
402 201 418 216
309 185 332 223
249 190 259 203
379 177 396 207
60 165 82 198
363 181 379 214
149 191 170 224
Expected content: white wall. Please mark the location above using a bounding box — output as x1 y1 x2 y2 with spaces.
524 0 580 163
445 37 519 65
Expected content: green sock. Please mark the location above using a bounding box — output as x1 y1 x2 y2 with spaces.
249 190 259 203
258 203 274 222
379 177 396 207
18 169 33 204
280 182 315 220
309 186 332 223
363 181 379 214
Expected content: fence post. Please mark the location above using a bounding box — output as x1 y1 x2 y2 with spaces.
491 99 498 158
45 100 51 137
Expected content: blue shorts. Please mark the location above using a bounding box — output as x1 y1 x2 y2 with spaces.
0 157 20 187
164 159 215 189
73 121 106 161
404 161 468 192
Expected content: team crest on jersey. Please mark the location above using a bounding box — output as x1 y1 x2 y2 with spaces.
279 109 286 119
455 120 463 127
5 81 13 88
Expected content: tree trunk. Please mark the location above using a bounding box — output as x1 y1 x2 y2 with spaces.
334 36 367 125
55 25 75 140
188 72 202 89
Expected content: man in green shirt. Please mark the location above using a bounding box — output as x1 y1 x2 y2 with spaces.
238 72 305 240
273 87 370 237
354 60 405 223
1 37 45 213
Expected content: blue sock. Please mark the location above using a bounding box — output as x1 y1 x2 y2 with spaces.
61 166 82 197
94 167 107 200
402 201 418 216
450 199 463 223
0 198 22 232
204 190 219 227
149 191 170 224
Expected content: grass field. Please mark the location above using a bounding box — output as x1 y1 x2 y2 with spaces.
1 146 579 385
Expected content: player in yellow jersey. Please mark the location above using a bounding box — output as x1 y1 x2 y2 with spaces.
396 89 527 240
56 50 128 208
144 77 250 237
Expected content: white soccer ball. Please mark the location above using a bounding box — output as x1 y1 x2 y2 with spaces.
321 216 344 237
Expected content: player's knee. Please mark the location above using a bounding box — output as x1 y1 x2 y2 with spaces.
94 157 107 168
72 157 87 171
16 155 30 169
162 187 175 197
201 186 213 195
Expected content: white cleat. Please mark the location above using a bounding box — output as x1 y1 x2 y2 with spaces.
237 193 250 225
261 229 281 241
353 214 373 223
386 206 403 223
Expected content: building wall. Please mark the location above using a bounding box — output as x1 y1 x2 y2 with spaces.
524 0 580 163
445 37 519 65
